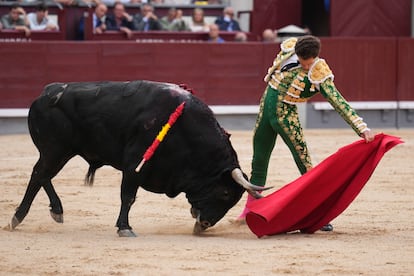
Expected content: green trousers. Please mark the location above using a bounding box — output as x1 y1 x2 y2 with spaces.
250 86 313 187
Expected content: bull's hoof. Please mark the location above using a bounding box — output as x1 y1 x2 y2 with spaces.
50 211 64 223
193 221 207 235
9 215 21 231
117 229 137 237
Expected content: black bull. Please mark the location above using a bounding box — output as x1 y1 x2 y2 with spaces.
9 80 267 237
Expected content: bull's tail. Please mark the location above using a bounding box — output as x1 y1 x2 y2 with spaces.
84 165 98 186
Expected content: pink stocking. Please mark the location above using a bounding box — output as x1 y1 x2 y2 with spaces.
237 194 257 220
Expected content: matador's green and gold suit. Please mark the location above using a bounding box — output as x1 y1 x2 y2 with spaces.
251 37 370 188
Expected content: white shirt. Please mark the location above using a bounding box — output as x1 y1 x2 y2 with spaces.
27 12 59 31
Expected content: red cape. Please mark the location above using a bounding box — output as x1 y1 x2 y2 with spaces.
245 133 403 238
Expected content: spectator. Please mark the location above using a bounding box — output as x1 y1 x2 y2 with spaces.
214 6 241 32
106 2 134 38
159 8 188 31
133 3 162 31
27 3 59 31
188 7 209 32
77 3 108 40
234 31 247 42
262 28 276 42
93 3 108 34
208 23 224 43
1 4 30 37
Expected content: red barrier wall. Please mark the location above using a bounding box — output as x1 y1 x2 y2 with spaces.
0 39 412 108
316 37 398 101
0 42 267 107
397 38 414 101
330 0 411 36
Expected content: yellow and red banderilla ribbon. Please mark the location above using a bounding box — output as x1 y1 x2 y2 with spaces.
135 102 186 172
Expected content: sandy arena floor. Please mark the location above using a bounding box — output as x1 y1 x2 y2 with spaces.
0 129 413 275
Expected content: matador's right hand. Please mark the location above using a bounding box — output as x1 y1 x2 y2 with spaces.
361 129 375 143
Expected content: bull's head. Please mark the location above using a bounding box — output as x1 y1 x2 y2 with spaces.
189 168 271 234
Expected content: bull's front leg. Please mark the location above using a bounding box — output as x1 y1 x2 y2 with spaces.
116 171 139 237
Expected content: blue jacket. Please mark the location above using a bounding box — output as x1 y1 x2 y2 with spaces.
214 16 241 31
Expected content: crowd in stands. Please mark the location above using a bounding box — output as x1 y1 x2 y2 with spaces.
0 1 226 6
0 3 58 36
76 2 244 41
0 1 281 43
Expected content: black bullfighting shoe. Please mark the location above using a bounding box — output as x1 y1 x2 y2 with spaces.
320 223 334 231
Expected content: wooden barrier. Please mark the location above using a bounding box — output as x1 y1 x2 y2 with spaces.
397 38 414 101
84 29 253 42
0 38 413 109
0 30 65 41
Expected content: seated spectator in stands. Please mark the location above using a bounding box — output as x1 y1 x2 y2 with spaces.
133 3 162 31
1 4 30 37
188 7 209 32
262 28 276 42
214 6 241 31
234 31 247 42
160 8 188 31
77 3 108 40
27 3 59 31
106 2 134 38
208 23 224 43
93 3 108 34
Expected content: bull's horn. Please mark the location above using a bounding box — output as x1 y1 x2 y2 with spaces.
231 168 273 198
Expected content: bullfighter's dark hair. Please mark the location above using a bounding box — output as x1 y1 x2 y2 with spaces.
295 35 321 59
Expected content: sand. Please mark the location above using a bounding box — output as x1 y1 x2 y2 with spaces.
0 129 413 275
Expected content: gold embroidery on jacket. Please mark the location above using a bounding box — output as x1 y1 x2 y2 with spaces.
308 58 334 84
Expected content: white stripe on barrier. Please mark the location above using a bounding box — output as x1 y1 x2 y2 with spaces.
0 108 29 117
1 102 413 118
209 105 259 115
313 101 399 110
